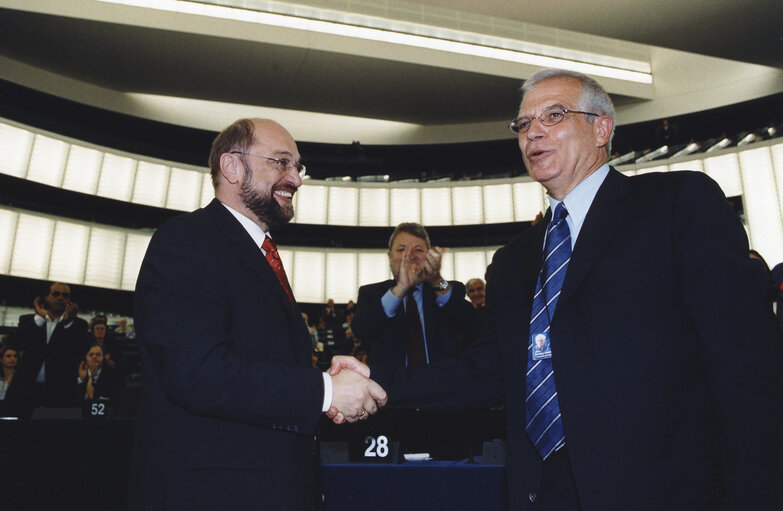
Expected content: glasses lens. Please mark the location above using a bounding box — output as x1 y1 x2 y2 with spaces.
542 108 566 126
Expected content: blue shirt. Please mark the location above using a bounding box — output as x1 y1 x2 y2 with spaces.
381 282 453 366
548 163 610 248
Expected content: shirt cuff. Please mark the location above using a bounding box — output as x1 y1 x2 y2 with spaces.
435 284 453 307
34 314 46 327
381 288 402 317
321 372 333 413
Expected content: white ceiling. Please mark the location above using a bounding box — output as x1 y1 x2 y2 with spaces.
0 0 780 144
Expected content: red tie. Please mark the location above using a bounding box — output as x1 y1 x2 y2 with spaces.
262 235 296 310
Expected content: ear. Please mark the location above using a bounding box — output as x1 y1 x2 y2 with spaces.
594 115 614 149
219 152 242 185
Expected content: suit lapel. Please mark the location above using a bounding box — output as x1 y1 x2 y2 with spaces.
494 217 547 362
202 200 306 332
558 168 632 309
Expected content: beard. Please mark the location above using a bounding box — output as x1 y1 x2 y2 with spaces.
239 167 294 231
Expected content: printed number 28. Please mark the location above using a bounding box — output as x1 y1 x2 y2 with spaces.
363 435 389 457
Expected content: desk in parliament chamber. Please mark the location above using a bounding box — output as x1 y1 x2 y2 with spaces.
0 408 507 510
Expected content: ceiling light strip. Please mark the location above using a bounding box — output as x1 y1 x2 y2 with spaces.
95 0 652 83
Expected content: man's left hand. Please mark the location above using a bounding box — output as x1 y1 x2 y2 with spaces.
63 301 79 323
423 246 447 288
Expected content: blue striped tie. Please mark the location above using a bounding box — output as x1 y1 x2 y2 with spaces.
526 202 570 460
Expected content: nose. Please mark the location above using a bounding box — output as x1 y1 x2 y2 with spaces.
283 164 303 187
526 117 547 140
290 168 303 188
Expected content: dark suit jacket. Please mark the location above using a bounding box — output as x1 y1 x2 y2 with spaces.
352 280 478 366
75 365 120 402
9 313 89 407
374 169 783 510
129 199 324 510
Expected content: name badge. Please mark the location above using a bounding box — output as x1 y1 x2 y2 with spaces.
531 332 552 360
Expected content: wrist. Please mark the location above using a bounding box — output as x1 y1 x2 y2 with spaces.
430 278 448 291
391 283 408 298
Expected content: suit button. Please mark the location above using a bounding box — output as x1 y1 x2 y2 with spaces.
528 492 536 503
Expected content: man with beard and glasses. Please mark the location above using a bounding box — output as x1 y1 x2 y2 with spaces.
130 118 387 510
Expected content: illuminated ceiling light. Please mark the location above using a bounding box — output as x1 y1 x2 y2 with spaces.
671 142 700 159
705 138 732 153
636 145 669 163
357 175 389 182
608 151 636 166
96 0 652 84
737 133 757 147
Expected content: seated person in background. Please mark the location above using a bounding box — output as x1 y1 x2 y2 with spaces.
343 300 356 326
346 328 367 364
345 327 362 356
0 346 19 416
465 278 486 309
352 222 478 366
76 344 119 401
0 346 19 403
8 282 89 410
320 298 345 348
114 317 134 339
90 317 126 377
301 312 319 350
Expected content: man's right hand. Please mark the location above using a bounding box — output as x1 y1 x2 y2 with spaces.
327 355 387 424
33 296 47 318
392 246 424 298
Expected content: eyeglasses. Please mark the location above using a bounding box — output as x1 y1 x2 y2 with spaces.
509 106 599 134
50 291 70 298
230 151 307 178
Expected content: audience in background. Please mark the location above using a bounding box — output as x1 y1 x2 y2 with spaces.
319 298 345 351
90 317 126 378
352 222 478 366
343 300 356 326
3 252 782 417
0 346 18 401
114 317 135 339
301 312 319 350
76 344 119 402
0 346 19 416
465 278 486 309
8 282 89 413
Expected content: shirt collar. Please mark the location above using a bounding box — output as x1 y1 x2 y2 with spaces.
221 202 271 251
548 163 609 242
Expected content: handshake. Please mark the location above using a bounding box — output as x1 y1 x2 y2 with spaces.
326 355 388 424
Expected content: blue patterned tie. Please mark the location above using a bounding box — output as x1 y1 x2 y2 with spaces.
526 202 570 460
